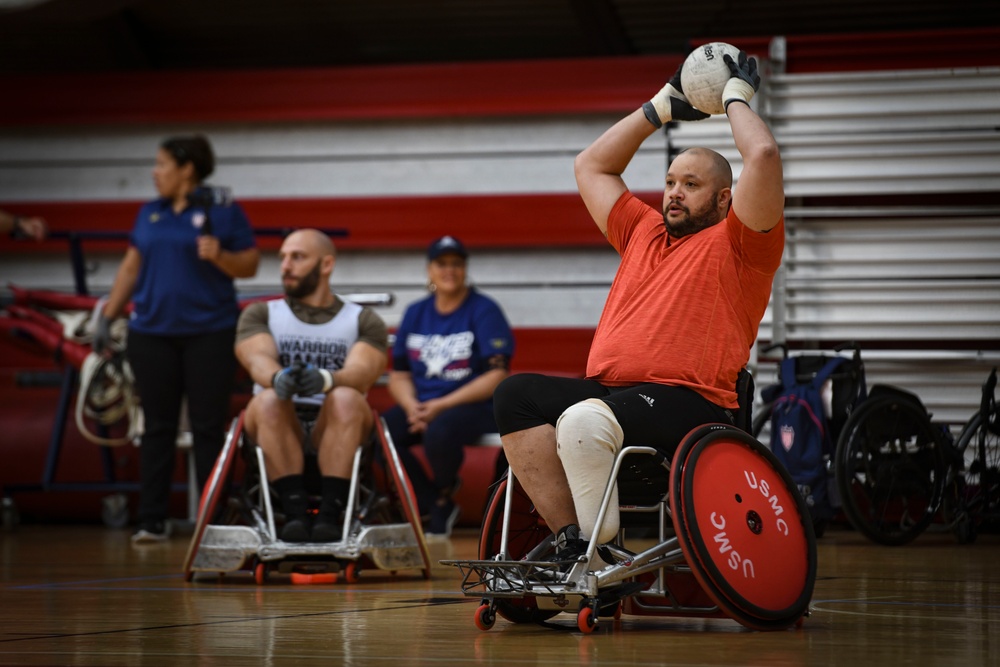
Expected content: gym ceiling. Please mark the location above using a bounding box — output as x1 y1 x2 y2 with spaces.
0 0 996 73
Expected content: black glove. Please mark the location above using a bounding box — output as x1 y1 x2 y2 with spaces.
643 65 711 128
272 362 303 400
298 364 334 396
722 51 760 112
93 313 113 354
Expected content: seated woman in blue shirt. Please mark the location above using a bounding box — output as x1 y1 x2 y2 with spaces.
97 135 259 543
384 236 514 538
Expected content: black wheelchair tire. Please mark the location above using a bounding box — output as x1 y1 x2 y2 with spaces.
835 394 948 546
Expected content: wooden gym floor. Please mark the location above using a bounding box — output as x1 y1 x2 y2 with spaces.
0 522 998 666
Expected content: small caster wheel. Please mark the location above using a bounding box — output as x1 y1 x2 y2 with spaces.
344 561 359 584
474 603 496 631
254 562 268 585
577 605 597 634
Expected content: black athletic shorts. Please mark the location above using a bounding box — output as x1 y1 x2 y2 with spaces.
493 373 733 457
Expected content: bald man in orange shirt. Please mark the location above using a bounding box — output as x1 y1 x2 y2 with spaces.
493 51 784 564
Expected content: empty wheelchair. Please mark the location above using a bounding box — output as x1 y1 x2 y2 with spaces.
952 367 1000 540
444 410 818 633
834 384 954 546
183 408 431 583
835 369 1000 546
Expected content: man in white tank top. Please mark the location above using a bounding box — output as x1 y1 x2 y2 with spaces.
235 229 388 542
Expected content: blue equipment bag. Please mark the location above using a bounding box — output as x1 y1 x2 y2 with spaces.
769 356 846 524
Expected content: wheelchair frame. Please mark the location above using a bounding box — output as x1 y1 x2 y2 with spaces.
183 409 432 583
444 423 817 633
835 368 1000 546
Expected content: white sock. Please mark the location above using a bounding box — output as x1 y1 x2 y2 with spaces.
556 398 624 544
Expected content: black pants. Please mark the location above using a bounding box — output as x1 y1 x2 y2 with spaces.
493 373 732 458
126 328 237 525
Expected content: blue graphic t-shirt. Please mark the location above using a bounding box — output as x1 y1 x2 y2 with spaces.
392 289 514 402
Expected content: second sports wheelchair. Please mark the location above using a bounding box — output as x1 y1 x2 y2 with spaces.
183 409 431 584
444 374 818 634
835 368 1000 546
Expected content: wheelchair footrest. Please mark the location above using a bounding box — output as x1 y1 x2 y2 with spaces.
441 558 585 598
355 523 426 571
190 525 262 573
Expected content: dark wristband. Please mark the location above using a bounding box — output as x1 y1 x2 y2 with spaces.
642 101 663 129
724 98 751 113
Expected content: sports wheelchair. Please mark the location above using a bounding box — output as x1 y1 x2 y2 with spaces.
444 374 818 633
835 368 1000 546
183 409 431 583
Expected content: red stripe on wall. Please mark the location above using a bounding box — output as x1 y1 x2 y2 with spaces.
2 28 995 127
698 28 1000 74
0 55 681 127
784 28 1000 73
0 192 663 253
241 194 613 249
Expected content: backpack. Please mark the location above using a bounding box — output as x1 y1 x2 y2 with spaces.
768 356 846 524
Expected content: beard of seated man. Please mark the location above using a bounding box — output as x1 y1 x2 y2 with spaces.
283 259 322 299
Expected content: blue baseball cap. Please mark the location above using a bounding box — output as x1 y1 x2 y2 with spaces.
427 235 468 261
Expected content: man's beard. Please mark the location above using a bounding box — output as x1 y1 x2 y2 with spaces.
283 260 322 299
663 193 720 239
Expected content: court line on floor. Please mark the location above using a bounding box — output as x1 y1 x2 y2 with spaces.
811 596 1000 622
4 574 180 590
0 597 469 644
4 573 458 594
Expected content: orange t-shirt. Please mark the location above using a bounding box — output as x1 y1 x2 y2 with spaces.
586 191 785 408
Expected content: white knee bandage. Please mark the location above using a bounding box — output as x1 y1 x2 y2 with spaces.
556 398 624 544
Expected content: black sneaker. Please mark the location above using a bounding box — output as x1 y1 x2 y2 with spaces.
277 485 311 542
312 497 345 543
311 519 342 543
552 524 589 568
280 518 311 542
